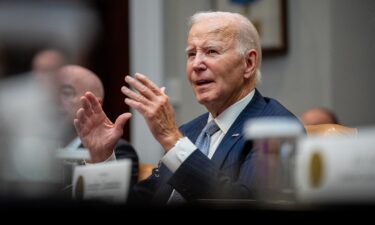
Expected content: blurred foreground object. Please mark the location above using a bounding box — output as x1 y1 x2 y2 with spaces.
0 0 99 75
244 117 304 205
32 49 67 76
296 129 375 204
0 75 63 198
246 118 375 206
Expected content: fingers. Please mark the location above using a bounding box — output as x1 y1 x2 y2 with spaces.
134 73 163 96
74 108 92 136
125 75 155 101
123 73 171 120
74 92 102 136
73 117 87 136
121 86 149 105
124 73 164 102
84 92 103 113
124 98 148 115
76 107 87 123
81 95 94 117
73 118 82 135
78 92 102 119
114 112 132 132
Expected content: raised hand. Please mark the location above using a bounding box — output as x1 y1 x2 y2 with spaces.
121 73 182 151
73 92 132 162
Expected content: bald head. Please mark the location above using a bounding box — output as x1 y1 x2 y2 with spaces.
300 108 338 125
57 65 104 99
56 65 104 123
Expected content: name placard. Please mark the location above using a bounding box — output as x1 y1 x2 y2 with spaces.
295 130 375 204
72 159 132 204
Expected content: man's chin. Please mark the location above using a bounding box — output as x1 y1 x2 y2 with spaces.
197 97 212 106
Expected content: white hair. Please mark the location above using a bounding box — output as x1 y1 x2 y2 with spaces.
188 11 262 83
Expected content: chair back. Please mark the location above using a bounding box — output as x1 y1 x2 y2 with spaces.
138 163 156 181
305 124 357 136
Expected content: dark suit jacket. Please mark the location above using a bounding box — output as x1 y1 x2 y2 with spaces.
129 89 302 205
113 139 139 187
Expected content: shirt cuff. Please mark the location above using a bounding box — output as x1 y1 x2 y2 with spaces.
161 137 196 173
84 151 116 165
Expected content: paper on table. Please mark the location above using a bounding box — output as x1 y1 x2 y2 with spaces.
72 159 132 204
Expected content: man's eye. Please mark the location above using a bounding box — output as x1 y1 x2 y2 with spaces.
187 52 196 58
60 90 75 98
207 49 218 55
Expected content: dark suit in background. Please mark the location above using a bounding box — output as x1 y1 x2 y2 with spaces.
112 139 139 187
129 90 302 205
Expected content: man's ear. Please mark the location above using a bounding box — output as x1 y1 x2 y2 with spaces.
98 98 103 106
244 49 257 79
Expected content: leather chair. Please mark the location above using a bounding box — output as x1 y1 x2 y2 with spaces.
304 124 357 136
138 163 156 181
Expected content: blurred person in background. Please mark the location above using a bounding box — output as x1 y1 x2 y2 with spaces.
300 107 339 125
30 48 68 97
32 48 67 76
56 65 139 187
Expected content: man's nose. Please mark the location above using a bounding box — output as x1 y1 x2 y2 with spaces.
192 53 207 71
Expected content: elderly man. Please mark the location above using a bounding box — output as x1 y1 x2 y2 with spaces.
56 65 139 186
74 11 301 205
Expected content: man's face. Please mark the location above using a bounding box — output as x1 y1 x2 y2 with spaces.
186 18 251 115
56 73 86 123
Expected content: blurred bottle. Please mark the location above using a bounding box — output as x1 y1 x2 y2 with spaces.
244 117 304 205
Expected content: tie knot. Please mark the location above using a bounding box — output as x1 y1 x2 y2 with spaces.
204 120 220 136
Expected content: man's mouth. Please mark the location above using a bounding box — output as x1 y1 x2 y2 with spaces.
196 79 214 86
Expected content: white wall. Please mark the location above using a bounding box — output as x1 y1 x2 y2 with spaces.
259 0 333 116
130 0 165 163
331 0 375 126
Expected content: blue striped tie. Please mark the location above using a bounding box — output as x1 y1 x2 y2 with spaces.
168 120 220 204
195 120 220 156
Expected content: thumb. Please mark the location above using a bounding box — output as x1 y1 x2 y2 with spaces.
114 112 132 132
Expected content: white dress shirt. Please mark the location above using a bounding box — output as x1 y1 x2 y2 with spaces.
162 90 255 173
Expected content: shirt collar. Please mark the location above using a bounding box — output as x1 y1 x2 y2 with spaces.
208 89 255 134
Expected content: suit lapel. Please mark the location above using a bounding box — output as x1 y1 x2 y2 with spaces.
211 89 267 167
